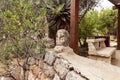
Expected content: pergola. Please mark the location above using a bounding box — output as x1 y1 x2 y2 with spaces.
70 0 120 54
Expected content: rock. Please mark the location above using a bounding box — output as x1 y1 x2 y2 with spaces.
34 53 43 59
0 77 14 80
65 71 86 80
20 67 24 80
53 74 61 80
35 78 39 80
9 62 21 80
38 59 43 68
35 59 39 65
31 65 41 76
19 59 26 66
38 71 42 79
40 73 47 80
28 71 36 80
44 50 56 66
23 63 29 70
54 59 69 79
40 73 52 80
25 71 29 80
28 57 36 65
43 63 55 77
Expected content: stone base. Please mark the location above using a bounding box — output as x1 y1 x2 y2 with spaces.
112 50 120 67
114 50 120 60
89 55 111 64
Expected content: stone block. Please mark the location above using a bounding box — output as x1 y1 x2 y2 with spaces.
53 74 61 80
38 71 42 79
31 65 41 76
40 73 52 80
24 71 29 80
28 57 36 65
54 59 69 79
9 62 22 80
43 63 55 77
28 71 36 80
38 59 43 68
0 77 14 80
44 50 56 66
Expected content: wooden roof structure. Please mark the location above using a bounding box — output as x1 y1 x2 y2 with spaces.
109 0 120 5
70 0 120 54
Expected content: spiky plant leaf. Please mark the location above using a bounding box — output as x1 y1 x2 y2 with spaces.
45 0 100 40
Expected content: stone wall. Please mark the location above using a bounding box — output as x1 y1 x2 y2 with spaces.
43 49 120 80
0 57 51 80
43 50 88 80
1 49 120 80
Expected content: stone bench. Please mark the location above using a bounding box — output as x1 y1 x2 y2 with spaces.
86 38 116 63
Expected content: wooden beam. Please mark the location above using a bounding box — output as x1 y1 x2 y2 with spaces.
117 5 120 50
109 0 120 5
70 0 79 54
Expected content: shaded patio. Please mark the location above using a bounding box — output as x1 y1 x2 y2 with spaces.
70 0 120 53
70 0 120 67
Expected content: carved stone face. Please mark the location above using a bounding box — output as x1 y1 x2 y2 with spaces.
56 29 69 46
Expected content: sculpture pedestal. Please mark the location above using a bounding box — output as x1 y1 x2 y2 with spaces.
112 50 120 67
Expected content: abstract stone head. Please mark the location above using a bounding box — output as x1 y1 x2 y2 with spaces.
56 29 69 46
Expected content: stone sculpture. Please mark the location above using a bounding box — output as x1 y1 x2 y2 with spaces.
54 29 73 53
56 29 69 46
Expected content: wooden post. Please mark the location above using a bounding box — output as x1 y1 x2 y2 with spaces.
70 0 79 54
117 5 120 50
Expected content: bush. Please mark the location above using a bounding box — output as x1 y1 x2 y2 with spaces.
0 0 47 63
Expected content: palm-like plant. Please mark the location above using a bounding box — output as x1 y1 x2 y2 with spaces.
45 0 100 40
46 0 70 40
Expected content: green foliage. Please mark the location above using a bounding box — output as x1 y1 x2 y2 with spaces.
0 0 47 63
79 10 99 39
79 9 117 47
46 0 100 40
98 9 117 35
46 0 70 40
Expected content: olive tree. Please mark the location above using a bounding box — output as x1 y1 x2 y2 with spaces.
0 0 47 79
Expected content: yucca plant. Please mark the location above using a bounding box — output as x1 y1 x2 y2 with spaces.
45 0 100 41
46 0 70 41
